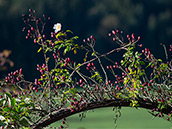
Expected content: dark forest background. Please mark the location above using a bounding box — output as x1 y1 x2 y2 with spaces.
0 0 172 81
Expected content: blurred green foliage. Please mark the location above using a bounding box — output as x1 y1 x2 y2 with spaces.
0 0 172 81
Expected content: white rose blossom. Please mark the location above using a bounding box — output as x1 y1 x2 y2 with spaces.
53 23 62 33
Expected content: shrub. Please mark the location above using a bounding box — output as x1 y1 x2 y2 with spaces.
0 9 172 129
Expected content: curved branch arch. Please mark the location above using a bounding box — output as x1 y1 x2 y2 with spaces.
31 99 172 129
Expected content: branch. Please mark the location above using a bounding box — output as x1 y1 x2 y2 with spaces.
68 45 127 80
31 98 172 129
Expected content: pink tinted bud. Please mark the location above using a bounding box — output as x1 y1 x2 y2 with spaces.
31 27 34 31
108 33 112 36
87 63 91 67
29 9 32 12
139 44 143 47
19 68 23 74
150 80 153 83
35 79 38 85
34 39 37 43
70 108 75 112
67 57 70 62
43 35 46 39
33 10 36 13
42 64 46 68
112 30 116 35
27 33 31 37
90 35 93 39
52 43 55 47
61 76 65 80
17 77 20 81
79 79 83 84
86 67 90 70
51 34 54 38
64 63 67 67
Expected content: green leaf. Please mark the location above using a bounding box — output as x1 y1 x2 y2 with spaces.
37 47 42 53
76 63 81 68
146 62 152 68
46 57 50 61
56 32 67 38
139 61 145 65
73 49 77 54
84 51 89 62
45 48 50 53
66 30 73 34
3 107 10 112
73 36 79 39
91 51 96 56
158 59 162 62
55 40 64 44
70 88 77 95
63 46 71 55
58 44 64 50
11 98 16 107
19 116 31 126
15 106 19 112
5 92 12 99
65 39 72 43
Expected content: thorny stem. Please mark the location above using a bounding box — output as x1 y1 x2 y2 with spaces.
160 43 168 61
91 46 108 84
69 45 129 80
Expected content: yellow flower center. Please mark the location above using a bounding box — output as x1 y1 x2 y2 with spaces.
56 25 61 30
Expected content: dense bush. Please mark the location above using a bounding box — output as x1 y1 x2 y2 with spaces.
0 10 172 129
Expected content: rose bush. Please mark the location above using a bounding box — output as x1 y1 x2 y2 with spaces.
0 9 172 129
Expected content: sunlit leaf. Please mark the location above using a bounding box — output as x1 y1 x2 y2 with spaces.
66 30 73 34
37 47 42 53
74 49 77 54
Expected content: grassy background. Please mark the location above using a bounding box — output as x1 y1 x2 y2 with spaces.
50 107 172 129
